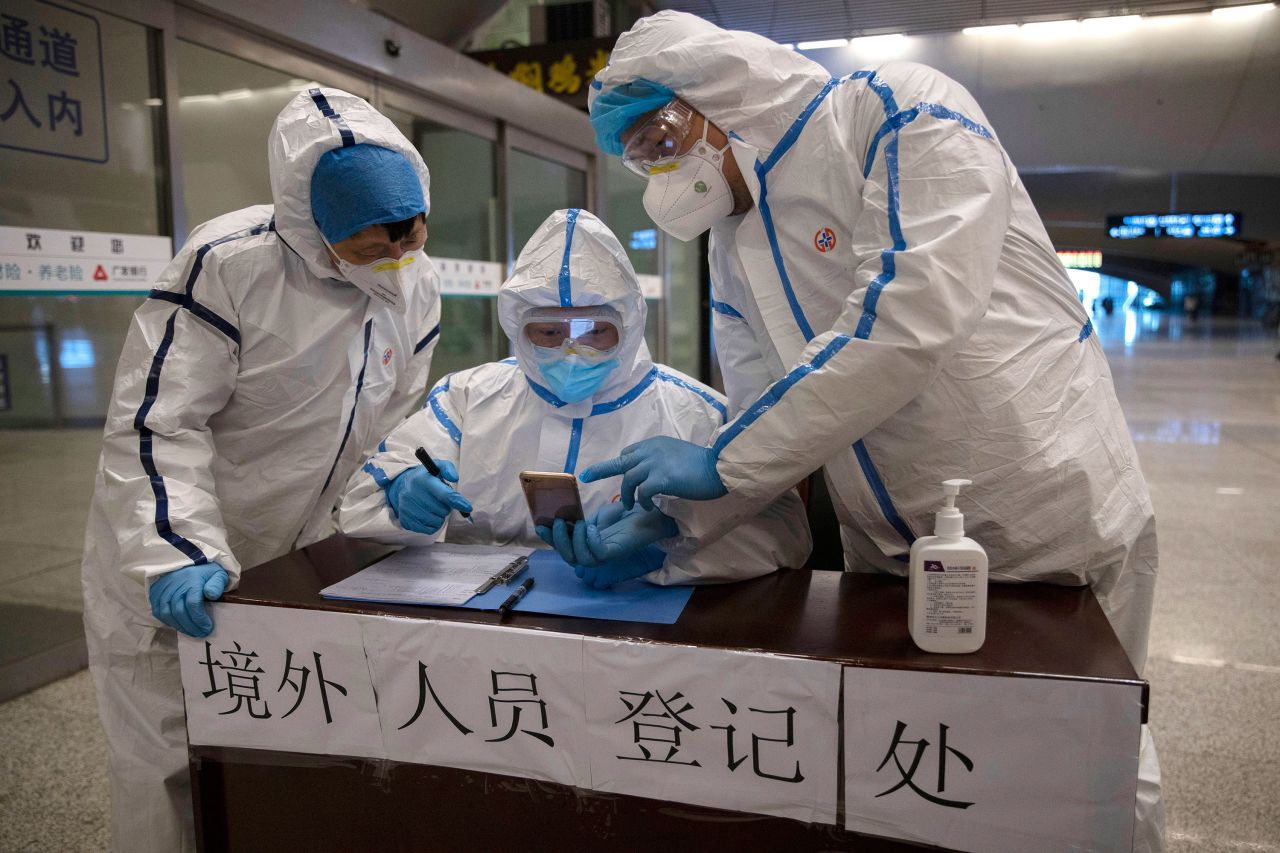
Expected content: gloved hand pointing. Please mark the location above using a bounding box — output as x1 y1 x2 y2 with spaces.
387 461 473 535
579 436 726 511
149 562 229 638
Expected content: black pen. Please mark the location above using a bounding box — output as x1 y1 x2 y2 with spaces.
497 577 535 620
414 446 472 522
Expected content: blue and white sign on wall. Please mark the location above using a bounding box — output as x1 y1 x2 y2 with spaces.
0 0 107 163
0 225 171 294
1106 212 1241 240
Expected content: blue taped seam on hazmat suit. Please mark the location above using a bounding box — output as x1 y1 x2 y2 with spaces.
591 13 1162 849
590 10 1157 670
81 87 442 853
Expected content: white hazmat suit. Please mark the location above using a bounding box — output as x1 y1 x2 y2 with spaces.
341 208 811 580
81 88 441 852
591 13 1162 850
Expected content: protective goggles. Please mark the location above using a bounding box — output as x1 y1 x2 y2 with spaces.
523 317 621 358
621 99 696 178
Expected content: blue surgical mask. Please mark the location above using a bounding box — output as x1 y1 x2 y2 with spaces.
537 353 620 402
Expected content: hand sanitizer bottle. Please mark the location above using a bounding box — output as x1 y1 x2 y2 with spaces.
908 479 988 653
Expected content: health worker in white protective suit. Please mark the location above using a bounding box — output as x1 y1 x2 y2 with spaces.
81 88 442 853
340 208 810 585
569 12 1163 851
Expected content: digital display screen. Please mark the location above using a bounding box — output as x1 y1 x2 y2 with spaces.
1106 212 1241 239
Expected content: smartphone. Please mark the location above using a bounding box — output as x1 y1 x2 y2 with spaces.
520 470 585 530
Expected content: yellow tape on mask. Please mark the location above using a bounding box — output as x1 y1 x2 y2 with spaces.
370 255 416 273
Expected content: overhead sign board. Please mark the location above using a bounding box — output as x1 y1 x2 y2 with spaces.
1057 250 1101 269
1106 212 1241 239
0 0 108 162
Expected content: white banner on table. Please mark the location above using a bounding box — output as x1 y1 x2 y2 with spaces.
583 638 840 824
363 619 589 787
178 604 383 758
843 668 1142 852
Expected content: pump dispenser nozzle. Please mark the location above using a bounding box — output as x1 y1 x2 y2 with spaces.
934 479 972 536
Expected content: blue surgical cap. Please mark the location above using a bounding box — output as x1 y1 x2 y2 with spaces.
588 79 676 156
311 143 426 244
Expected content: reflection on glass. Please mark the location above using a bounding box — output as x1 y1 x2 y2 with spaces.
384 106 500 387
510 149 586 257
0 12 162 234
0 10 160 427
0 7 164 681
602 157 663 359
176 41 317 234
1128 419 1222 446
665 236 704 379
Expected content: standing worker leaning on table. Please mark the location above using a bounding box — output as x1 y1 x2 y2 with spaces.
339 208 810 585
81 88 442 853
561 12 1163 851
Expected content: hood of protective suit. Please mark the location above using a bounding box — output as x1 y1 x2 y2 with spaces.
588 11 831 161
499 209 652 404
268 87 431 281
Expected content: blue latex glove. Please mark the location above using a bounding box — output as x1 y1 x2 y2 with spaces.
148 563 229 638
574 546 667 589
579 436 726 511
537 504 670 589
387 462 472 535
537 502 679 566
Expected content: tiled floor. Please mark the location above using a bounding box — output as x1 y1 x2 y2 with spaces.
1101 314 1280 852
0 428 100 613
0 312 1276 851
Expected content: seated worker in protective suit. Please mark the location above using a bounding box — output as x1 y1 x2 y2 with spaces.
81 88 441 853
340 208 810 586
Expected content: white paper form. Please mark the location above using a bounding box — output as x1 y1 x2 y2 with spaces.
320 544 530 606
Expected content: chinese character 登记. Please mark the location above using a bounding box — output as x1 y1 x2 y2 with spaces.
875 721 975 809
199 640 272 719
486 670 553 747
710 699 805 783
615 689 701 766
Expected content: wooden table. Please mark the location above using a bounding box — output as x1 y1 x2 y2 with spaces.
189 535 1144 852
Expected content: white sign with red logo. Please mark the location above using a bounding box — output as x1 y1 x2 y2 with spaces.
0 225 172 295
432 256 505 296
